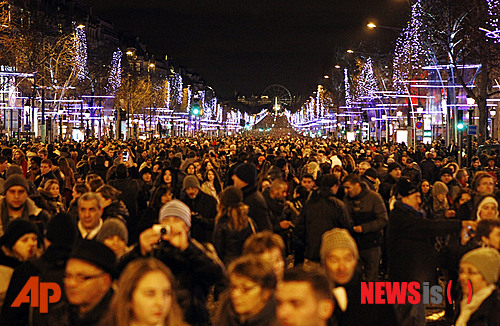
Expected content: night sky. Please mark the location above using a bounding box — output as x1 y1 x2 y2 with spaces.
85 0 410 98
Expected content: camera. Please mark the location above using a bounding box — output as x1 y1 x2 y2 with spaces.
152 224 171 236
123 150 129 162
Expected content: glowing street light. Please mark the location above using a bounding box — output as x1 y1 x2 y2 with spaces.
76 24 85 29
346 49 354 54
365 22 401 32
335 65 341 69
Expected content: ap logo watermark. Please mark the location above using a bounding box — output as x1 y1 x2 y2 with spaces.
10 276 61 313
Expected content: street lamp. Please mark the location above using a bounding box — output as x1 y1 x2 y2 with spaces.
366 22 402 31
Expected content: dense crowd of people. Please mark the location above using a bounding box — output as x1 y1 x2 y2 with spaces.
0 136 498 326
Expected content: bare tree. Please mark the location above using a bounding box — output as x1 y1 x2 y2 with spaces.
423 0 500 143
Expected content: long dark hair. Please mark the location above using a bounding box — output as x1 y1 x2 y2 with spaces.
204 169 222 194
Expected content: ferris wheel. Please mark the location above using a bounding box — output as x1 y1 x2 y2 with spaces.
262 84 292 111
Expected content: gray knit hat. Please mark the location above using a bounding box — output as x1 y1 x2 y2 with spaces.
183 175 200 190
3 174 29 194
6 165 23 178
320 228 359 264
159 199 191 228
96 218 128 244
460 247 500 285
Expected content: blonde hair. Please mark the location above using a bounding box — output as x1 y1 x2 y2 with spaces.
216 202 250 231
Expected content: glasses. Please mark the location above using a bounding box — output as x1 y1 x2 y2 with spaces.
64 272 106 283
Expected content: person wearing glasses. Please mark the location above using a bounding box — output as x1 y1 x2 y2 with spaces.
48 239 117 326
214 255 277 326
455 247 500 326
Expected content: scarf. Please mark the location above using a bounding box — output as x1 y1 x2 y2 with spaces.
455 284 495 326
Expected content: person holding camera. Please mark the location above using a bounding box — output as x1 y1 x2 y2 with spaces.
119 199 225 326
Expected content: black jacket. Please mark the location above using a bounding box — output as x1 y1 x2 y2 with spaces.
241 184 272 231
213 215 255 266
181 190 218 243
454 288 499 326
47 289 113 326
343 184 387 250
295 188 353 262
333 268 398 326
215 291 277 326
388 200 462 284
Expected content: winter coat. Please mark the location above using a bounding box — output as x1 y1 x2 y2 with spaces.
454 288 499 326
47 289 113 326
343 184 387 250
0 245 72 326
241 184 272 231
379 174 398 204
214 291 278 326
213 215 256 266
295 188 353 262
0 250 22 311
119 240 225 326
102 200 129 223
181 190 218 244
108 177 139 226
387 200 462 284
333 268 398 326
40 190 65 216
263 188 286 234
0 196 50 237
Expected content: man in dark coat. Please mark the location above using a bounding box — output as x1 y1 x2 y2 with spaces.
388 177 475 326
295 174 353 263
232 163 272 231
108 164 139 238
180 175 218 243
378 162 401 206
343 174 388 282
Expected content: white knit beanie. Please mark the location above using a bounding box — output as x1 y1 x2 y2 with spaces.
159 200 191 228
476 196 499 221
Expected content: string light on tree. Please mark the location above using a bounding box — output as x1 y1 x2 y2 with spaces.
357 57 378 100
168 73 183 105
344 68 352 107
482 0 500 41
106 48 122 95
72 22 87 81
392 0 430 93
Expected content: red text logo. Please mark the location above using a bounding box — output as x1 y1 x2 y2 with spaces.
361 281 472 305
11 277 61 313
